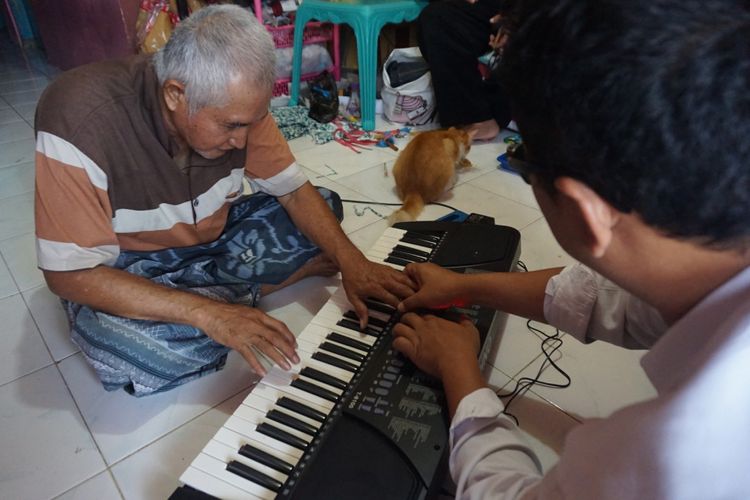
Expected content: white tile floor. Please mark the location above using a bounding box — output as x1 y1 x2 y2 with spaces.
0 36 657 500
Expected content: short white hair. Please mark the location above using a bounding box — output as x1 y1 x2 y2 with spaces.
154 4 276 114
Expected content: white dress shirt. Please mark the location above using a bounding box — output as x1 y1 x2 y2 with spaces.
449 263 750 499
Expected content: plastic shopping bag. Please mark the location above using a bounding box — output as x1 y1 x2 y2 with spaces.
136 0 178 53
381 47 437 126
308 70 339 124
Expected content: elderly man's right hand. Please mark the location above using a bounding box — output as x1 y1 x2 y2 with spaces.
195 302 299 376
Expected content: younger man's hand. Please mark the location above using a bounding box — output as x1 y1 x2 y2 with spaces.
392 312 480 379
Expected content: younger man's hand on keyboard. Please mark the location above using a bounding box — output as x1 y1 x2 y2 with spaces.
393 312 485 417
398 263 469 313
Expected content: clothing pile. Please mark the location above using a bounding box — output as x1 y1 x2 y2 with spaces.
270 105 336 144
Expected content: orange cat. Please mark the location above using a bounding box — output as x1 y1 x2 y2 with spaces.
388 127 474 224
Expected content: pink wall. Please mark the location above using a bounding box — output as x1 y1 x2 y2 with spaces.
29 0 140 69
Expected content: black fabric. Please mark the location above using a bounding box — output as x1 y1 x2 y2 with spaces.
308 70 339 124
417 0 511 128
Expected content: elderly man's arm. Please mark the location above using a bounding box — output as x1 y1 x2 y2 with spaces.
42 267 299 375
278 182 415 327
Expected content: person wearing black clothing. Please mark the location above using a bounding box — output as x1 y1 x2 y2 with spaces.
417 0 512 140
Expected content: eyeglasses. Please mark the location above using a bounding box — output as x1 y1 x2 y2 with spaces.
505 142 545 184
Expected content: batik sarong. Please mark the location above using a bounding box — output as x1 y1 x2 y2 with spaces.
65 188 342 396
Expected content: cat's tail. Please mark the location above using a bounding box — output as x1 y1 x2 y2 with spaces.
388 193 425 225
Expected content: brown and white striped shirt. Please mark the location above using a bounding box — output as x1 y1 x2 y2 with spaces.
34 55 306 271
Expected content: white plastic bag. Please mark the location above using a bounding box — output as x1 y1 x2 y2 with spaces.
381 47 437 126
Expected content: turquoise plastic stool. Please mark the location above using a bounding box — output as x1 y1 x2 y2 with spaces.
289 0 428 131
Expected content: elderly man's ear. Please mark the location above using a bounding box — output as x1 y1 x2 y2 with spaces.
163 80 187 112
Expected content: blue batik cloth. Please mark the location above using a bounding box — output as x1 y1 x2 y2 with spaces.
64 188 343 397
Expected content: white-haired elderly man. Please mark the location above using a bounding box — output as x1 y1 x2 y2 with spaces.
34 5 414 396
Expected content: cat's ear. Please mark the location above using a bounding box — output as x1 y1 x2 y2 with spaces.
466 128 478 140
448 126 456 131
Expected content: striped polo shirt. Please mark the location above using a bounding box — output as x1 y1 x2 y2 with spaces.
34 55 307 272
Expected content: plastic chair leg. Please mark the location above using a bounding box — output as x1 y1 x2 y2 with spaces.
355 20 384 131
289 10 313 106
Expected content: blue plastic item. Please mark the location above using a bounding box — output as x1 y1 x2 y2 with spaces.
289 0 428 131
497 153 521 177
436 210 469 223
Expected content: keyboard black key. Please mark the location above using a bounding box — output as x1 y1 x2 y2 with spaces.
343 310 388 329
267 409 318 436
238 444 294 475
327 332 371 353
388 250 426 263
257 422 308 451
392 244 431 259
385 255 413 267
291 378 340 402
301 366 348 391
364 299 396 316
312 352 359 373
404 230 442 242
400 235 437 248
226 460 282 492
320 341 365 362
336 318 380 337
277 396 327 423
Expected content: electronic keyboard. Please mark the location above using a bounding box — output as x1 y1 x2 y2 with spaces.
171 221 521 500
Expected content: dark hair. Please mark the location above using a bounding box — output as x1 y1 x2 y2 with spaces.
498 0 750 247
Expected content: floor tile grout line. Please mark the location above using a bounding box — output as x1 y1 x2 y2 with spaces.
100 381 256 476
0 229 36 247
46 359 119 499
18 277 63 374
462 175 543 213
0 247 21 294
487 354 582 423
492 334 585 423
0 355 56 391
0 159 34 171
49 469 126 500
0 187 34 203
301 158 395 185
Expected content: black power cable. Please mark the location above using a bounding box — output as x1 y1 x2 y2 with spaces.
495 260 571 425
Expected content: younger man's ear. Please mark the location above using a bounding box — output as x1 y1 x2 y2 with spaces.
162 79 186 112
554 176 620 258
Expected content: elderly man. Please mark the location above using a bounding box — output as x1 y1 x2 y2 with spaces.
394 0 750 498
34 5 413 396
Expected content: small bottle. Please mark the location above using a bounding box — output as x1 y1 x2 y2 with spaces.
346 83 360 119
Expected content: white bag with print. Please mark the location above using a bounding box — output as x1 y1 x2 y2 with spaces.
382 47 437 126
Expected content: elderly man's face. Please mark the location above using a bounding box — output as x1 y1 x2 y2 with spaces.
168 77 271 160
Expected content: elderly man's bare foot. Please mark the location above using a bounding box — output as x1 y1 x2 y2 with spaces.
261 254 339 296
464 119 500 142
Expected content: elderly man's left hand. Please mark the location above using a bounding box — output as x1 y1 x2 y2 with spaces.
340 258 416 329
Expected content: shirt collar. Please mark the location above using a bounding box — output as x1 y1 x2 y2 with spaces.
641 265 750 393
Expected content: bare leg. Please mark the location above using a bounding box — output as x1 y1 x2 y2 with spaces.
464 119 500 142
260 253 340 296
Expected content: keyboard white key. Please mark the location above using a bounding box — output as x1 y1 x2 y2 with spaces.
247 384 332 418
181 466 261 500
214 427 301 463
203 439 289 486
190 452 276 499
244 393 323 431
219 419 303 461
